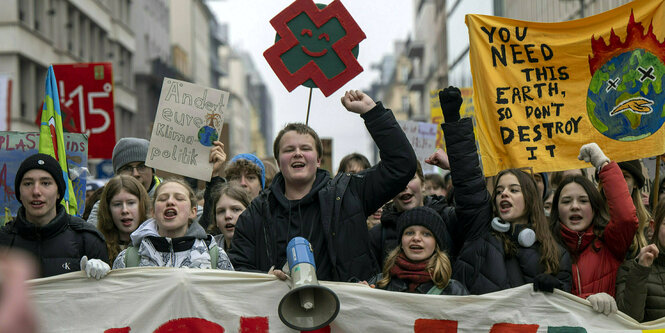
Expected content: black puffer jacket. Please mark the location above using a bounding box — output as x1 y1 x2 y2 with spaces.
446 118 572 294
367 273 469 295
0 204 108 277
369 195 457 268
229 103 417 282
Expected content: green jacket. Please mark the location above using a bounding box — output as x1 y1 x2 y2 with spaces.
616 246 665 322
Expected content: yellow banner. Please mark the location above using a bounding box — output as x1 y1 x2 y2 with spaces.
466 0 665 176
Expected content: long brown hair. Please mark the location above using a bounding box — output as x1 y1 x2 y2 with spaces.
493 169 561 274
629 187 650 257
98 175 150 264
377 244 452 290
651 200 665 248
207 183 251 235
551 175 610 253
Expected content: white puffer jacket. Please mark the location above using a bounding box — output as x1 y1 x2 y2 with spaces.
112 218 233 270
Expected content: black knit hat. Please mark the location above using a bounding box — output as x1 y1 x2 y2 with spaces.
618 160 645 189
15 153 66 203
397 206 447 250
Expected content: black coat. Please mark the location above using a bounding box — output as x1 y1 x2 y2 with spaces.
444 118 572 294
369 195 457 268
0 204 109 277
228 103 417 282
367 273 469 295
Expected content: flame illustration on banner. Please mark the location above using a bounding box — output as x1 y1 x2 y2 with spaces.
586 12 665 141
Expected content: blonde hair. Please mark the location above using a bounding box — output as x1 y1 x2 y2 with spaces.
377 244 452 290
152 179 197 225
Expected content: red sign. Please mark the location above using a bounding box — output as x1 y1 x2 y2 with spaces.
53 63 116 158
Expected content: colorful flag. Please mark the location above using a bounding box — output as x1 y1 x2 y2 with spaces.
2 207 11 226
39 66 77 214
466 0 665 176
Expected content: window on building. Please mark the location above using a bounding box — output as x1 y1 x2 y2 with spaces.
18 57 46 123
34 0 44 32
19 0 29 25
66 5 75 53
79 14 86 58
99 30 107 60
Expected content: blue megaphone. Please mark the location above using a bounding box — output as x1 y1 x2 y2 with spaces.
278 237 340 331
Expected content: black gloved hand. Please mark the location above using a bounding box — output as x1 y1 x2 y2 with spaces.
438 86 463 123
533 273 562 293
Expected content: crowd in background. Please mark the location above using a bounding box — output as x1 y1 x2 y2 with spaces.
2 87 665 328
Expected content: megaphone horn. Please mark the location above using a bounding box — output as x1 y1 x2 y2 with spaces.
278 237 340 331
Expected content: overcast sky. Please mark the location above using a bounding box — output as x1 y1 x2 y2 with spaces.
209 1 414 170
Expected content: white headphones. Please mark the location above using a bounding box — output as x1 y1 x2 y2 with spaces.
491 217 536 247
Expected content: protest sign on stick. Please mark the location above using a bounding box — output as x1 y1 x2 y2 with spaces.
147 78 229 181
466 0 665 176
52 63 115 159
264 0 366 98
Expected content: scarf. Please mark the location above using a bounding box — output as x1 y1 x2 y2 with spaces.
389 253 431 292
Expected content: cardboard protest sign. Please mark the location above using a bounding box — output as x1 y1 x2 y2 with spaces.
466 0 665 176
0 131 88 217
29 269 665 332
147 78 229 181
398 120 438 168
264 0 366 97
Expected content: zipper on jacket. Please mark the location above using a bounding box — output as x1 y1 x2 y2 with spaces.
575 264 582 296
170 241 175 267
575 232 583 295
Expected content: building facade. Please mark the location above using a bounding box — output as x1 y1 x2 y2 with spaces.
0 0 136 136
0 0 274 177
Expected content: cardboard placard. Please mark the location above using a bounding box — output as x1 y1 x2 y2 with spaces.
147 78 229 181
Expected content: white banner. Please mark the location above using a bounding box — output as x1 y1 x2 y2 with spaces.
28 269 664 332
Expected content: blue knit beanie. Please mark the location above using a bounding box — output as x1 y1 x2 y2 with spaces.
230 153 266 189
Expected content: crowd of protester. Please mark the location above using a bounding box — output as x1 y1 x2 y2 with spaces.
1 87 664 324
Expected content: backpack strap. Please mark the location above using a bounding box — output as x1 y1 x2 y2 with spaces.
205 235 218 268
209 245 219 268
427 285 444 295
124 246 140 267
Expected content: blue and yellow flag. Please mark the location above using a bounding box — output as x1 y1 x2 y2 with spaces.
466 0 665 176
39 66 77 215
